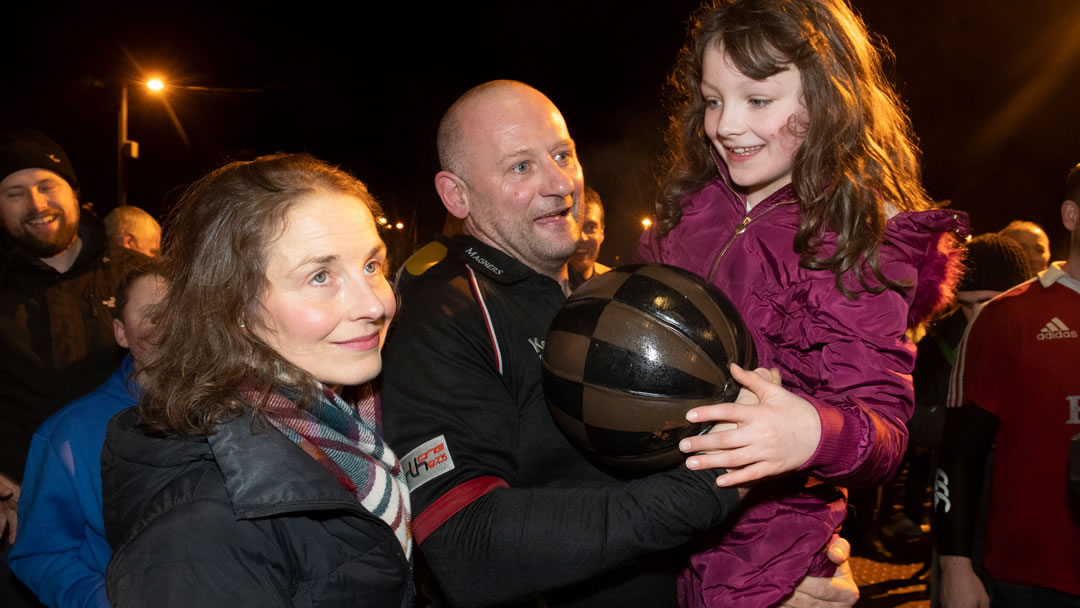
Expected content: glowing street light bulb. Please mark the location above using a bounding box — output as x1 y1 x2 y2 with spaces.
146 78 165 91
378 217 388 225
642 218 653 229
395 222 404 229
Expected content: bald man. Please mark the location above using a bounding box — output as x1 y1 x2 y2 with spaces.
103 206 161 257
1000 220 1051 277
383 81 856 608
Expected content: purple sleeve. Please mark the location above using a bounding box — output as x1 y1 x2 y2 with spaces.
796 273 917 484
795 210 967 483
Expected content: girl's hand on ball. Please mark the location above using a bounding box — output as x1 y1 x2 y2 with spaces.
680 363 822 487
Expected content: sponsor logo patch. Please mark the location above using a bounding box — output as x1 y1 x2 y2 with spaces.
402 435 455 491
1037 317 1078 340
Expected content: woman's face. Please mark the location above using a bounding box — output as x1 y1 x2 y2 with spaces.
255 192 395 386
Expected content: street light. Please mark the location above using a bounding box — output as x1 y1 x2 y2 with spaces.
118 78 165 206
641 218 653 229
115 73 258 206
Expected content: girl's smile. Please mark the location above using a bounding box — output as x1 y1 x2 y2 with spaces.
700 45 808 209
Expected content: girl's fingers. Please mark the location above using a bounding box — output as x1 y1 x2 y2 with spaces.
685 403 742 424
680 423 745 453
715 462 770 487
685 444 756 471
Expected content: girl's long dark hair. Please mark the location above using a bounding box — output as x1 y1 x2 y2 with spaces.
657 0 935 297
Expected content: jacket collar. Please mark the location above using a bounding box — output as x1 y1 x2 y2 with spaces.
101 354 141 402
446 234 547 286
1039 261 1080 294
708 145 797 213
208 410 359 517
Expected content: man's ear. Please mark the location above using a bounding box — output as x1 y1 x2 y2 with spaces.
435 171 470 220
1063 199 1079 232
121 232 137 250
113 318 129 349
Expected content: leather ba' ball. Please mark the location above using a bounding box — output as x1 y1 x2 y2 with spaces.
541 264 757 472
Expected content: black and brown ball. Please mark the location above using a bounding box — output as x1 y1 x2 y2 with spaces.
541 264 757 472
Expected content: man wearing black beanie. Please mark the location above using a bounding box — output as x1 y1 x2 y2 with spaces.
953 233 1034 321
0 129 146 607
0 130 83 270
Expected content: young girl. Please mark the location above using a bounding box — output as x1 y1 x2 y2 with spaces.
638 0 968 605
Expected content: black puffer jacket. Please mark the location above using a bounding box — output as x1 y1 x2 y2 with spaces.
102 407 413 608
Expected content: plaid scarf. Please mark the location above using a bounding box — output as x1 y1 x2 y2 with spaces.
251 383 412 559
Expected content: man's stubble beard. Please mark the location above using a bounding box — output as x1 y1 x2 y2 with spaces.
12 209 80 258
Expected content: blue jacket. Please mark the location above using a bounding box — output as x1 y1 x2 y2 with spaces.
9 356 138 608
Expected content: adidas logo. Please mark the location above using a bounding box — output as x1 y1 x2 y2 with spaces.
1037 317 1078 340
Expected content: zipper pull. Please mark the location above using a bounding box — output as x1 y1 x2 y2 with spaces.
734 216 751 234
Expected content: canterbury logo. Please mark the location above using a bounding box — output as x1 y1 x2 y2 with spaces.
1037 317 1078 340
933 469 951 513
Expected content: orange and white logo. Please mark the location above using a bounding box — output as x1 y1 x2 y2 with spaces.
402 435 455 491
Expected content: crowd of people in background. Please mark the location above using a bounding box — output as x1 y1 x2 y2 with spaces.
2 1 1078 607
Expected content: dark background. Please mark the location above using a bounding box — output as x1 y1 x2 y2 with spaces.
4 1 1080 266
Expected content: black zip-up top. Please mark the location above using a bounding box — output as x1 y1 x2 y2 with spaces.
383 235 740 608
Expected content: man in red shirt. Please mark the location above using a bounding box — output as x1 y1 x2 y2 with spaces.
935 163 1080 607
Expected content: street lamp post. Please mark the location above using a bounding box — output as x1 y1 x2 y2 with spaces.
118 83 128 206
117 83 143 207
118 79 162 207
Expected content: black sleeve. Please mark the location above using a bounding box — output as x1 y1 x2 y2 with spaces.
933 402 999 556
423 467 737 607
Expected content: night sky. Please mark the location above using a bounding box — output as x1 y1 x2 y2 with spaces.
4 1 1080 266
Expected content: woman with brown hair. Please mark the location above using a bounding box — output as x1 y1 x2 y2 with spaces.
100 153 412 607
